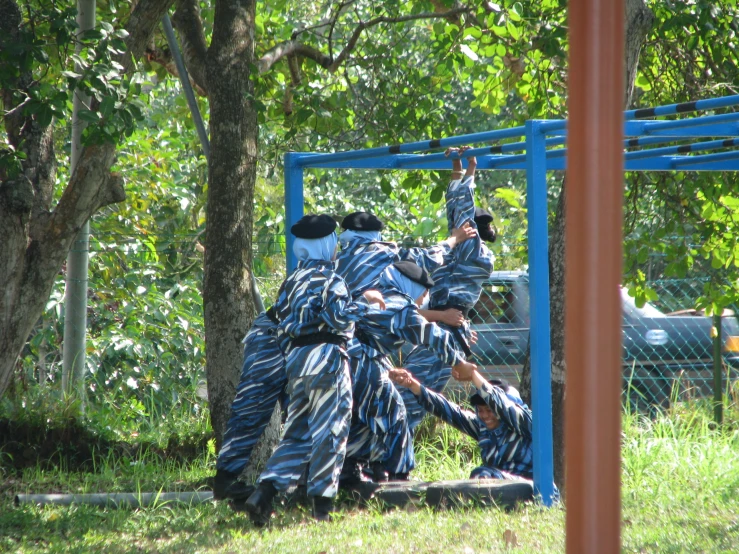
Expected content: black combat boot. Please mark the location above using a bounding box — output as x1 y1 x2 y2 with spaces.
370 461 389 483
339 458 371 489
225 481 256 502
244 481 278 526
212 469 239 500
387 472 411 481
311 495 334 522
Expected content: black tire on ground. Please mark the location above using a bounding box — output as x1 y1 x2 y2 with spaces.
372 481 430 509
424 479 534 510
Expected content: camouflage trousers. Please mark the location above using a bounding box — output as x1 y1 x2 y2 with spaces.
401 321 473 432
345 342 414 474
217 314 286 475
258 344 352 498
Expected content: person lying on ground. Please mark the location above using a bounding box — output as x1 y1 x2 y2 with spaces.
389 367 535 482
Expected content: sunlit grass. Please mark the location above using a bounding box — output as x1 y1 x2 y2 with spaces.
2 401 739 553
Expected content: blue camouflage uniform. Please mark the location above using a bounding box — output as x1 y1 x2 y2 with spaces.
402 175 495 431
345 268 468 474
336 231 450 299
336 231 453 474
216 310 286 476
257 258 369 499
344 339 411 474
415 380 534 480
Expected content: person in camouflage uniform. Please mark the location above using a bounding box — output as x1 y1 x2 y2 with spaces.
212 307 285 502
401 147 497 433
336 212 474 482
244 214 384 525
389 367 539 482
343 261 478 481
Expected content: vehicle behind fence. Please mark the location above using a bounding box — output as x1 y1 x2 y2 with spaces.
468 272 739 411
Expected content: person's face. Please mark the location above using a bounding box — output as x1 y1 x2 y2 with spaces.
415 290 428 307
477 405 500 429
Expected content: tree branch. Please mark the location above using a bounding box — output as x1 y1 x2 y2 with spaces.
171 0 209 94
258 7 472 74
42 143 124 245
259 42 332 74
120 0 176 75
145 44 208 96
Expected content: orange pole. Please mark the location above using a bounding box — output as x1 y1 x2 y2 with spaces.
566 0 624 553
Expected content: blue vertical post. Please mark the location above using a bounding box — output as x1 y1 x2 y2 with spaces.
284 153 304 273
525 120 555 505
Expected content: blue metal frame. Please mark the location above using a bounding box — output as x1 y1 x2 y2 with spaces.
282 94 739 506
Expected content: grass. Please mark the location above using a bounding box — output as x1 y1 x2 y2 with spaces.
2 402 739 553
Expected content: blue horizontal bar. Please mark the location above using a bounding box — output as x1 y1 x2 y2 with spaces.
302 153 739 172
624 136 697 148
395 137 567 168
549 134 710 161
625 137 739 160
539 120 566 133
624 94 739 120
296 127 526 167
671 149 739 168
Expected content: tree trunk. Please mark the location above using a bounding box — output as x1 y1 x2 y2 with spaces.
519 0 654 493
203 0 260 448
0 0 175 398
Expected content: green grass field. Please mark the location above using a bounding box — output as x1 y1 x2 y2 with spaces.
2 402 739 553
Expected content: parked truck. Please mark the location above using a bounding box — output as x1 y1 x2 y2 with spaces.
468 271 739 410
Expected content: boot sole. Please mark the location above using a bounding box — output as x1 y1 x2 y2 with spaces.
244 500 271 527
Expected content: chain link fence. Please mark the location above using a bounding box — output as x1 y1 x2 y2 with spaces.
468 274 739 411
16 231 738 416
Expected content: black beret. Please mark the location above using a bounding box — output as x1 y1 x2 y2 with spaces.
290 214 337 239
474 207 497 243
489 378 511 390
341 211 384 232
392 261 434 289
470 379 511 406
469 393 486 407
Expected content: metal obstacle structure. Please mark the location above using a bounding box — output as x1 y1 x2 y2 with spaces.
283 94 739 506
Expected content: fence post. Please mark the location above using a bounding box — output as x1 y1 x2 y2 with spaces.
713 313 723 425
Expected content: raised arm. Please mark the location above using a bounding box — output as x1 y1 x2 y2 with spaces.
419 308 465 327
389 369 480 440
454 367 533 439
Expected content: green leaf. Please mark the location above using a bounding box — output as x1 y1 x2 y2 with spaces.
430 185 444 204
506 21 520 41
100 95 115 118
77 109 99 123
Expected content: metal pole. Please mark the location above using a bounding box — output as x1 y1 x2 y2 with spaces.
713 313 723 425
15 492 213 508
525 120 555 506
161 15 210 160
162 15 266 310
62 0 96 398
284 153 304 273
566 0 624 552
